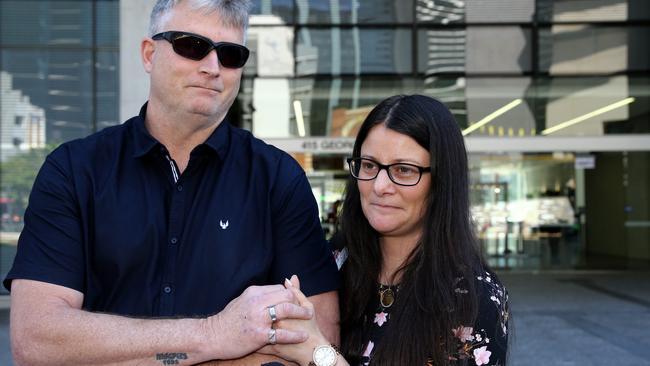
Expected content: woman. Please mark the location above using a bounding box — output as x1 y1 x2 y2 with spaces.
267 95 509 366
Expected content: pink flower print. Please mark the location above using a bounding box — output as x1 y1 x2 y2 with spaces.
362 341 375 357
452 326 475 342
475 334 482 342
374 312 388 327
473 346 491 365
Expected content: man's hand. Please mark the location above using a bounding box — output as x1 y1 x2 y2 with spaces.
205 284 314 360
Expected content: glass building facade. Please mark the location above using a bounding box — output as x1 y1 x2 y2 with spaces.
1 0 649 287
0 0 119 289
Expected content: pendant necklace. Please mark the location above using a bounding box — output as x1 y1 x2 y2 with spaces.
378 284 398 308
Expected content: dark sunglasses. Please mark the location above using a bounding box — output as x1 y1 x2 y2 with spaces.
152 31 250 68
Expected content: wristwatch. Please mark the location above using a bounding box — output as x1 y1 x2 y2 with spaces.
308 344 339 366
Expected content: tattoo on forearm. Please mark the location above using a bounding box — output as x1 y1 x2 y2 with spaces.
155 353 188 365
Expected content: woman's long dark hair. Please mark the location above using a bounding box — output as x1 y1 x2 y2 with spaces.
339 95 485 365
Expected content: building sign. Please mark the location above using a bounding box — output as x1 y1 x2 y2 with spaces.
575 154 596 169
265 138 355 154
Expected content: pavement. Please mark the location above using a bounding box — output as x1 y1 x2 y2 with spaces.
1 270 650 365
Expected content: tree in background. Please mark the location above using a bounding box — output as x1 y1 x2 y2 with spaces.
0 145 56 225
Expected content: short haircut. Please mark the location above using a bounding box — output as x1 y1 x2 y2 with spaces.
149 0 251 37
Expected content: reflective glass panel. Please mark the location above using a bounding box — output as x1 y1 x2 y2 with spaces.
297 28 412 75
537 0 650 22
2 50 93 144
463 77 536 137
96 0 120 47
416 0 465 23
536 76 649 136
0 1 92 46
297 0 413 24
465 0 535 23
96 51 119 130
466 27 532 73
539 26 650 74
417 29 466 74
252 76 649 139
250 0 294 25
418 27 532 74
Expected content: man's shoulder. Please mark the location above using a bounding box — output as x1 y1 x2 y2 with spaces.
58 119 132 153
47 118 135 172
229 126 301 172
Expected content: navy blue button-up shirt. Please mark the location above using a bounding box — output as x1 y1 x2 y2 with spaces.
4 104 338 317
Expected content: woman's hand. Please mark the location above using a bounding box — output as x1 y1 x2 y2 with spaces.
259 275 332 366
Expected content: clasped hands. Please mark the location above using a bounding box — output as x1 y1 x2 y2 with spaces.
205 275 325 363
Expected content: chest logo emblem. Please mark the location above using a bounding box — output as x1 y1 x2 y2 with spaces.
219 220 229 230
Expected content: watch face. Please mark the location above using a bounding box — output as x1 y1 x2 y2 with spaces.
313 345 337 366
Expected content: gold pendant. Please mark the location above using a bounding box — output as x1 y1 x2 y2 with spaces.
379 287 395 308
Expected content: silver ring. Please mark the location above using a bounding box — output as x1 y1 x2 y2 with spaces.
268 328 277 345
268 305 278 323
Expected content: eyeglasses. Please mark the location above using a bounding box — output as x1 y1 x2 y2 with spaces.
347 157 431 186
152 31 250 68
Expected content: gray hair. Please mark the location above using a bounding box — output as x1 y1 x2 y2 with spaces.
149 0 251 36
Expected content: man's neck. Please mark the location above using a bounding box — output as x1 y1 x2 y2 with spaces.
144 101 225 174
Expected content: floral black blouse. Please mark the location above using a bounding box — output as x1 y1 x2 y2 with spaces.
357 270 509 366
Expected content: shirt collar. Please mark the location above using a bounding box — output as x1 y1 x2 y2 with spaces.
201 117 231 161
132 102 160 158
131 102 231 161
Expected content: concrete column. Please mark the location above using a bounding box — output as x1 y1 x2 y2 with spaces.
120 0 156 122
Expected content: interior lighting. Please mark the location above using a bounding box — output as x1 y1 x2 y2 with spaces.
293 100 306 137
462 99 523 136
541 97 635 135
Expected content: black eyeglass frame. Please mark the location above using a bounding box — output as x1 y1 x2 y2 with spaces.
346 157 432 187
152 30 250 68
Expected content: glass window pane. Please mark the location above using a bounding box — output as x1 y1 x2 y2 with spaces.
1 1 92 46
297 0 413 24
96 0 120 47
535 76 643 136
419 27 532 75
416 0 465 24
96 51 119 130
540 26 650 74
466 0 535 23
250 0 294 24
422 77 468 127
464 78 536 137
417 29 466 74
466 27 532 73
537 0 650 22
297 28 412 74
277 77 466 138
2 50 93 144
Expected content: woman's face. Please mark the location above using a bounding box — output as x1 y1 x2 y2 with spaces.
358 124 431 240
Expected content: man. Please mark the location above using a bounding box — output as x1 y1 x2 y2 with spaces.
4 1 339 365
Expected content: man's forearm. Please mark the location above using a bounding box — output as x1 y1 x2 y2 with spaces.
11 279 312 366
12 302 214 366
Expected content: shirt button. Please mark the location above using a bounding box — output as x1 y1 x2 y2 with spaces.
170 237 178 244
163 285 173 294
177 185 183 192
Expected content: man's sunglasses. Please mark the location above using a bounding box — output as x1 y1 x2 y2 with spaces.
152 31 250 69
